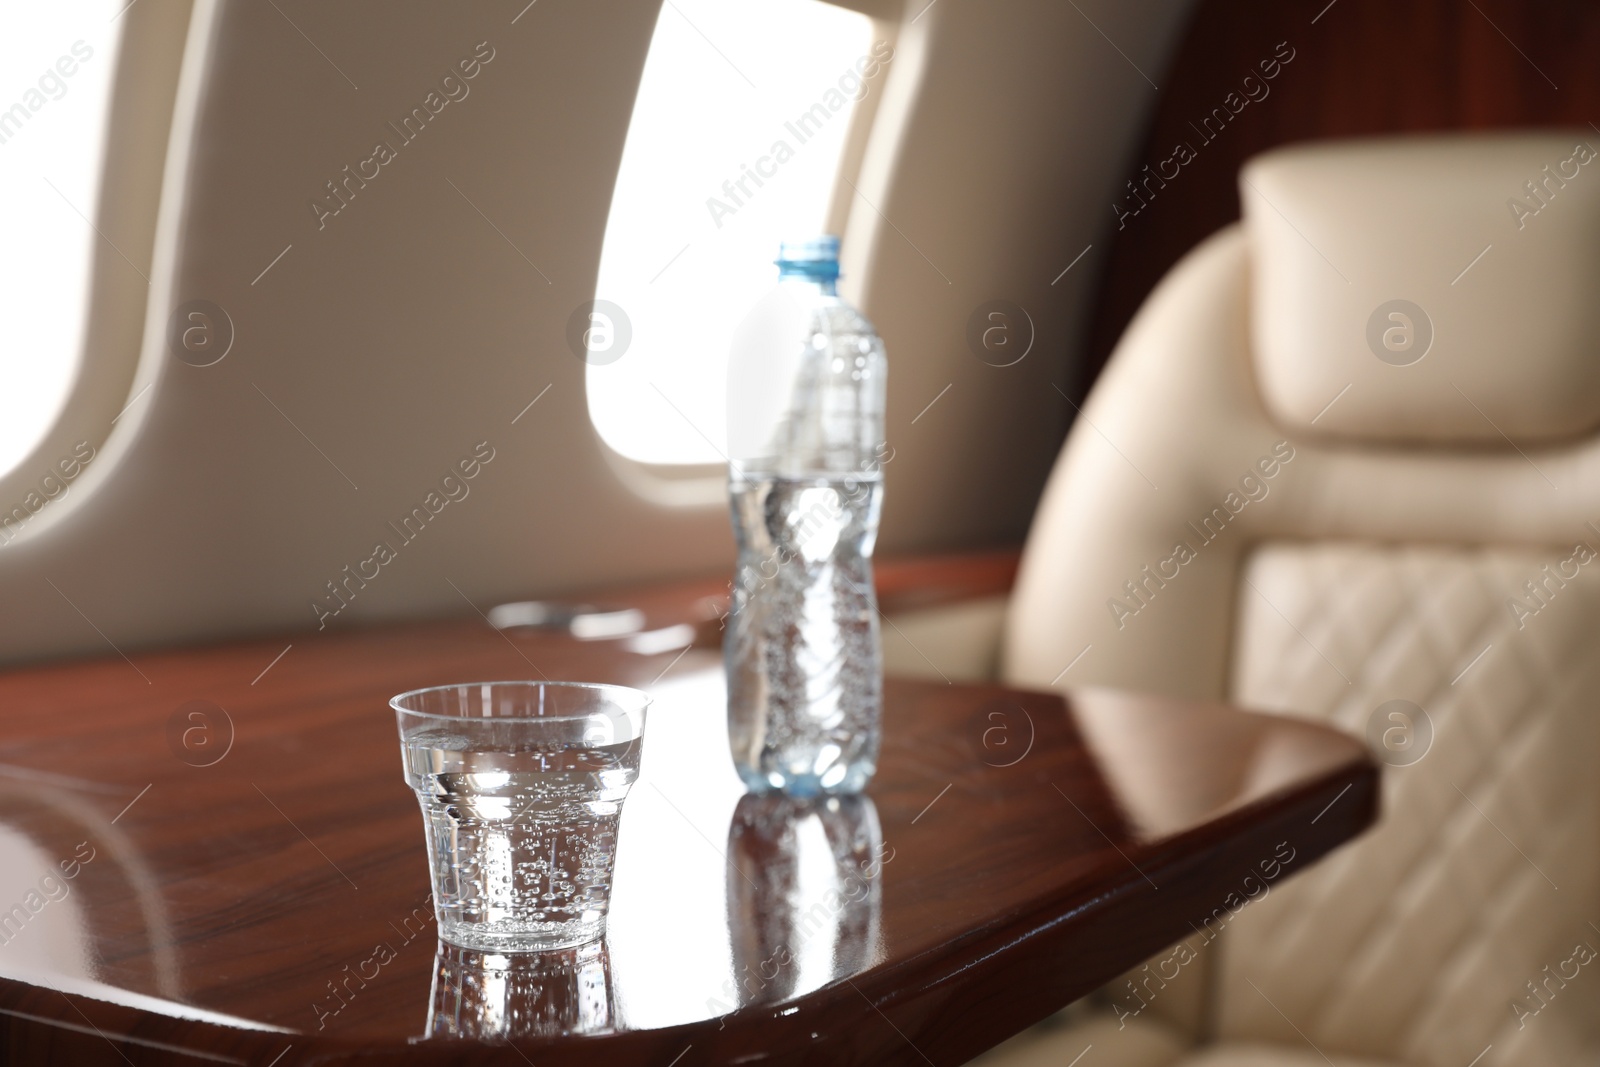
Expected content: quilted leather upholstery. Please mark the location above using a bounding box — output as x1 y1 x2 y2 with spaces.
973 1027 1409 1067
1178 1047 1405 1067
995 133 1600 1067
969 1012 1188 1067
1221 544 1600 1066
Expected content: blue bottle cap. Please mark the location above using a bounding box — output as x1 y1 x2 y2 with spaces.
776 235 841 279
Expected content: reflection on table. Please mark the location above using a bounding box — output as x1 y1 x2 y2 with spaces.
726 794 887 1008
423 939 615 1041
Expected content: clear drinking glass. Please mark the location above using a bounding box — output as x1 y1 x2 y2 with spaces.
392 681 650 952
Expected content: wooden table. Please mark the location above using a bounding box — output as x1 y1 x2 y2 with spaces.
0 562 1377 1066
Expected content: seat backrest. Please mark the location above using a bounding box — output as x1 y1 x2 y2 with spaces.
1004 133 1600 1065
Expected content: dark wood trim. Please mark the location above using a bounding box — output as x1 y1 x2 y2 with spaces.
1084 0 1600 394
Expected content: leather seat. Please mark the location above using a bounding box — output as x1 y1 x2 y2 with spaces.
981 133 1600 1067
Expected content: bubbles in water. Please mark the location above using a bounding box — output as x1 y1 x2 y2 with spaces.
405 738 638 950
726 474 882 796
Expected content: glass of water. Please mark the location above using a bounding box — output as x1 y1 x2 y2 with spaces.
392 681 650 952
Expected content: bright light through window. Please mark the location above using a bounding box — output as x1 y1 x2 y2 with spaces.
587 0 881 466
0 4 122 479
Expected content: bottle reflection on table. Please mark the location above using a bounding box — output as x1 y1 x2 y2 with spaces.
422 938 614 1041
726 793 887 1007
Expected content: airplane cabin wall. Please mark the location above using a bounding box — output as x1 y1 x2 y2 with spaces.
0 0 1194 665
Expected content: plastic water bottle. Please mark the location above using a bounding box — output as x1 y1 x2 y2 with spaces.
724 236 887 796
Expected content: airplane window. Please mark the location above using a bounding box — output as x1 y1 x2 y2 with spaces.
586 0 881 467
0 4 121 480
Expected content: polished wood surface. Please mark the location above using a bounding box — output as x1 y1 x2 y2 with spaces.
596 548 1023 651
0 574 1375 1065
1085 0 1600 391
870 547 1020 614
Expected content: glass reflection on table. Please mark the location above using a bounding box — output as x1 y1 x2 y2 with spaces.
422 938 614 1041
725 793 888 1007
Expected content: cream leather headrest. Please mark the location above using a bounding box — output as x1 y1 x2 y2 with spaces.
1243 133 1600 444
